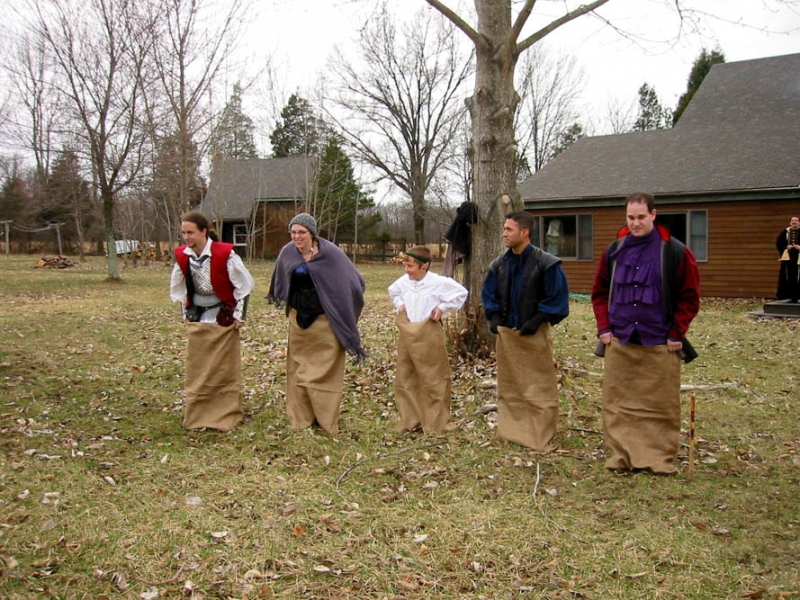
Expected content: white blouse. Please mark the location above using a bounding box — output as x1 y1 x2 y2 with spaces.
388 271 468 323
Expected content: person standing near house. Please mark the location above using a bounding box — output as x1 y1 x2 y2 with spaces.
170 211 255 431
481 211 570 451
388 245 468 433
776 216 800 303
592 192 700 474
267 213 366 435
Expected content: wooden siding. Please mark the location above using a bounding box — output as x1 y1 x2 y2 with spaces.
527 199 800 298
252 201 305 258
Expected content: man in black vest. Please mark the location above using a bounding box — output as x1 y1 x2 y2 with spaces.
482 211 570 450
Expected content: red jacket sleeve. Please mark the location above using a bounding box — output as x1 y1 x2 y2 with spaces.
591 249 612 335
669 247 701 340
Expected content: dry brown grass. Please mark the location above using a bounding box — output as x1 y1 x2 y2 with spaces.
0 255 798 599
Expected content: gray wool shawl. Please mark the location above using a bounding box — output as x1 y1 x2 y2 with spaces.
267 237 366 358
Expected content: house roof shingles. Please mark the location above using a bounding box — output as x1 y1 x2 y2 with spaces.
201 156 315 220
519 52 800 202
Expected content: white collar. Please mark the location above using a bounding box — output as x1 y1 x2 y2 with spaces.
183 238 213 259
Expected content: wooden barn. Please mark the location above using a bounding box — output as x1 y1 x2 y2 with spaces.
200 156 315 259
519 52 800 298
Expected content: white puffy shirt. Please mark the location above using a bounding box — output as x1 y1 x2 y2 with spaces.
388 271 468 323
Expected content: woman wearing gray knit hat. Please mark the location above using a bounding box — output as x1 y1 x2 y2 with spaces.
267 212 366 434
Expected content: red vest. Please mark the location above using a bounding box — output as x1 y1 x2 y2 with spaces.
174 242 236 308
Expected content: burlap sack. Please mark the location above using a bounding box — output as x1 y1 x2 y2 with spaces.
286 310 346 434
602 337 682 473
394 313 452 432
184 323 243 431
495 323 558 451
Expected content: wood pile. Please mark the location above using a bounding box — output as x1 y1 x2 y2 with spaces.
125 242 169 262
34 255 76 269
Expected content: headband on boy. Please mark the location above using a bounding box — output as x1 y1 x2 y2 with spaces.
404 251 430 264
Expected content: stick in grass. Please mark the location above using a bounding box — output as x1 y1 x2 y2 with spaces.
688 393 696 479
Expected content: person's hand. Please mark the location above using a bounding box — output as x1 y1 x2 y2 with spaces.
431 306 443 322
398 304 407 314
234 319 244 330
488 314 501 334
519 314 544 336
667 339 683 352
599 331 613 345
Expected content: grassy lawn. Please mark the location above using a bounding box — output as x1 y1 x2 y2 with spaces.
0 255 798 599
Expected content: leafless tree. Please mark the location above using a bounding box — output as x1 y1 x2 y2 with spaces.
515 43 585 173
328 6 473 245
28 0 155 280
424 0 610 349
5 30 62 186
598 95 635 135
146 0 248 246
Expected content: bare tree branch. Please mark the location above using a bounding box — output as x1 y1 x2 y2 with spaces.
328 6 473 244
516 0 612 55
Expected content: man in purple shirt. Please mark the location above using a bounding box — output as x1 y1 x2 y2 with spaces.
592 193 700 474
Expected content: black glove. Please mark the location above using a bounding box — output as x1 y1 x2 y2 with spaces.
519 313 545 336
488 314 501 334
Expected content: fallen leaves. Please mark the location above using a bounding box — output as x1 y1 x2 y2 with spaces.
0 554 19 570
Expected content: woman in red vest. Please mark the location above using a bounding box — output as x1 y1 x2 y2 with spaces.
170 211 255 431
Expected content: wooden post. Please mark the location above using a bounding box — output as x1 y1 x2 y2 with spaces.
687 393 696 480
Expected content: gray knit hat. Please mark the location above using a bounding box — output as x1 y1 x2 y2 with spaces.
288 212 317 236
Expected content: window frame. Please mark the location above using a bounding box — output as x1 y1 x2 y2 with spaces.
657 209 708 263
688 209 708 262
232 224 248 247
532 213 593 261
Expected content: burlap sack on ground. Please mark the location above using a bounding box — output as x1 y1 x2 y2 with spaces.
602 337 681 473
394 313 451 432
184 323 243 431
287 310 345 434
495 323 558 451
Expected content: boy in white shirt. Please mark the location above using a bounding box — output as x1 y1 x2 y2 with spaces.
388 246 468 432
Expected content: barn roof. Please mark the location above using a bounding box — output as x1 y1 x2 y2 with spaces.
201 156 315 220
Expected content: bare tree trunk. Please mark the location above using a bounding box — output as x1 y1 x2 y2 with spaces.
102 189 120 279
460 3 522 351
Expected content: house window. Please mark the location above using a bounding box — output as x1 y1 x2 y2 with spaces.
689 210 708 261
656 211 708 262
532 215 593 260
233 224 247 246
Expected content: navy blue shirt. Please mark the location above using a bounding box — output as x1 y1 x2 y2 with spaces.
482 245 570 329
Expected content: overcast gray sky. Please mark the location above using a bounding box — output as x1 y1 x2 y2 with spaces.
241 0 800 137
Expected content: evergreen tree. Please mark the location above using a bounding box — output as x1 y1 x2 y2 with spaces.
41 150 94 256
210 83 258 159
270 94 326 157
150 132 206 250
0 167 30 224
309 137 377 243
633 83 672 131
553 122 585 157
516 153 532 183
673 48 726 125
150 133 205 213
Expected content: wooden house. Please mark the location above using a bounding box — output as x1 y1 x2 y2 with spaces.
518 52 800 298
200 156 315 258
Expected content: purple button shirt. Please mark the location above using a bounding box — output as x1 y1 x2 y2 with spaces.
608 228 670 346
